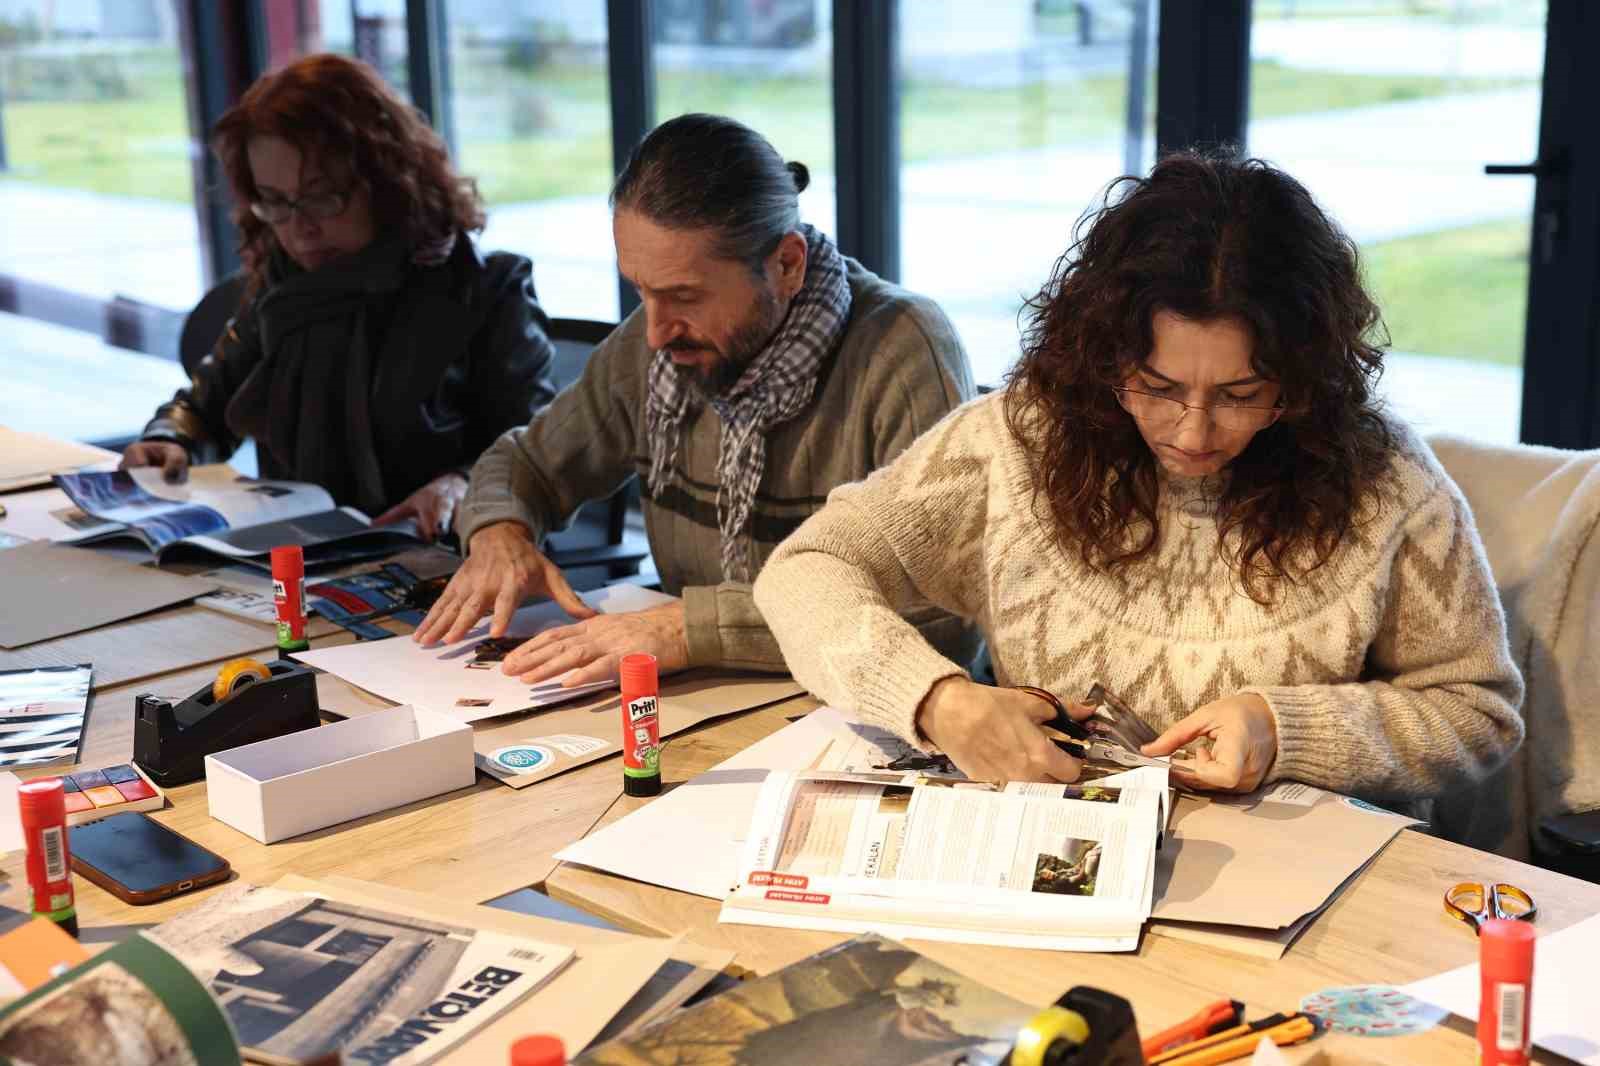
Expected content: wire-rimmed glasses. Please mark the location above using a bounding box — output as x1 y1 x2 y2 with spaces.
1112 386 1283 432
249 189 350 225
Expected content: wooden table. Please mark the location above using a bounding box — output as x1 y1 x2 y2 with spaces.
548 699 1600 1065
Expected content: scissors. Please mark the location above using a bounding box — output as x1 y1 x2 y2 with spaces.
1015 686 1165 769
1443 881 1537 934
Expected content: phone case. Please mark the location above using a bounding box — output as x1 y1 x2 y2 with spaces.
69 816 232 905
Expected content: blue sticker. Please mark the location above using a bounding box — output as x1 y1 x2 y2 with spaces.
489 744 554 774
1300 986 1447 1037
1343 796 1404 818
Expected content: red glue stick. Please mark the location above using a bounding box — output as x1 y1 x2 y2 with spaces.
19 777 78 938
1479 917 1535 1065
271 544 309 653
619 653 661 797
510 1035 565 1065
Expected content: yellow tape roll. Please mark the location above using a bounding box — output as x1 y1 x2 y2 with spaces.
1010 1006 1090 1066
213 658 271 702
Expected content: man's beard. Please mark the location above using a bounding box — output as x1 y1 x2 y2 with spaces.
671 284 786 398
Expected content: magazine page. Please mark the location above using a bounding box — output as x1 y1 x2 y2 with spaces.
176 507 419 563
145 882 575 1066
0 485 124 544
578 934 1036 1066
53 466 337 553
0 930 241 1066
722 771 1161 950
0 663 92 770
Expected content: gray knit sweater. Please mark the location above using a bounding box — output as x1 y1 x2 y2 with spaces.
754 392 1526 804
458 258 979 672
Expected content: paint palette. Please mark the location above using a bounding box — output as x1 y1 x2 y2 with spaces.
56 762 165 826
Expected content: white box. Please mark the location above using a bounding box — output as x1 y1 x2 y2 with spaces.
205 705 476 844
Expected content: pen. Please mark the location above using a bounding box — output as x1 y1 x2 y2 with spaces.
1142 999 1244 1061
1154 1013 1321 1066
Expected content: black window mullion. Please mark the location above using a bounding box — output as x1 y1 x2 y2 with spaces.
177 0 267 289
407 0 456 160
1154 0 1251 155
832 0 899 282
1517 0 1600 448
607 0 656 318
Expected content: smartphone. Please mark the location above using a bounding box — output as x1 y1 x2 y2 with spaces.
69 812 231 905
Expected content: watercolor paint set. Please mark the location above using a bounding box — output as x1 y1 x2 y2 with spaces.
57 761 165 825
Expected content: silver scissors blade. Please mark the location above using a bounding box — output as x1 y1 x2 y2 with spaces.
1083 740 1166 769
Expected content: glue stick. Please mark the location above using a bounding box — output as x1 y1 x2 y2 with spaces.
271 544 309 654
19 778 78 938
1479 917 1535 1065
619 653 661 797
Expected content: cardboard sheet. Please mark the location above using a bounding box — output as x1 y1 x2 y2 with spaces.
0 428 115 492
1151 787 1417 929
1403 911 1600 1065
0 541 216 648
272 874 727 1061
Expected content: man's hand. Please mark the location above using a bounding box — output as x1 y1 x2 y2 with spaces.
1141 692 1278 792
373 472 468 541
120 440 189 483
500 602 688 688
914 677 1083 786
412 521 595 645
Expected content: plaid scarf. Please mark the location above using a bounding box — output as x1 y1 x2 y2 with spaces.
644 225 852 582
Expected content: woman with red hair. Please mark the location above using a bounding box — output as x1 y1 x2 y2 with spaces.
123 54 555 539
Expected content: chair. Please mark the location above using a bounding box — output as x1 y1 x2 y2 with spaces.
179 273 247 378
539 317 653 579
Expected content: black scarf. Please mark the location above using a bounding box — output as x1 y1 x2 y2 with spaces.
224 236 413 515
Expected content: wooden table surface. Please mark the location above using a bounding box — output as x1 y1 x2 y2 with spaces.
548 698 1600 1066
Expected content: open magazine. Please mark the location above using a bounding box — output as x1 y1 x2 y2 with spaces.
50 465 421 568
144 882 574 1066
722 765 1166 952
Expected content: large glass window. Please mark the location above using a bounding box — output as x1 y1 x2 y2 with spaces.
446 0 618 322
654 0 836 237
1248 0 1545 443
896 0 1158 386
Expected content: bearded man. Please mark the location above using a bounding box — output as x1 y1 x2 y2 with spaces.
416 113 976 683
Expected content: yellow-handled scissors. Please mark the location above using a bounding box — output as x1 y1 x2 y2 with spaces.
1444 881 1536 934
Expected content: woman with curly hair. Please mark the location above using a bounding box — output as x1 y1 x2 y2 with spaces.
122 54 556 539
754 151 1523 807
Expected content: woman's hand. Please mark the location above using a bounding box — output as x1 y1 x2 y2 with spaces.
373 472 468 541
412 521 595 646
914 677 1083 785
1141 692 1278 792
119 440 190 483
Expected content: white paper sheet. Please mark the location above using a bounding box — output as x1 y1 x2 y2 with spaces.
555 709 844 898
0 486 121 543
0 772 22 854
294 583 678 723
1401 912 1600 1065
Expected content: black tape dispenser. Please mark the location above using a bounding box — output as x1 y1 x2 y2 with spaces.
132 657 322 787
1000 986 1144 1066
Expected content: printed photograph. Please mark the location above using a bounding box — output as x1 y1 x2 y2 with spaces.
1060 784 1121 804
876 785 913 816
455 697 494 708
469 637 522 669
1082 683 1160 751
49 506 106 532
1031 838 1102 896
579 935 1034 1066
0 960 199 1066
243 484 293 498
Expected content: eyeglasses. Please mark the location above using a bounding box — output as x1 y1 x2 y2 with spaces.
249 189 350 225
1112 386 1283 432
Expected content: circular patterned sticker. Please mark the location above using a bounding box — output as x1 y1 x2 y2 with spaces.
488 744 555 774
1343 796 1404 818
1300 986 1447 1037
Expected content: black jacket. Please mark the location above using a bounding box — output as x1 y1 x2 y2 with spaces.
143 237 557 511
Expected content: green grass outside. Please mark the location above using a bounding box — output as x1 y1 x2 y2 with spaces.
1363 217 1529 365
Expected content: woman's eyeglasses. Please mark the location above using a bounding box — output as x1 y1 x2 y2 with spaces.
250 189 349 224
1112 386 1283 432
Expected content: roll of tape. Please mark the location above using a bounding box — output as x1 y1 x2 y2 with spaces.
213 658 271 703
1010 1005 1090 1066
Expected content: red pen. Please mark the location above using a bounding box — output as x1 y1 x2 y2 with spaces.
272 544 309 653
619 653 661 797
20 777 78 937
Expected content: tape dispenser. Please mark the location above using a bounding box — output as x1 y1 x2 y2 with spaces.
132 657 321 787
1001 986 1143 1066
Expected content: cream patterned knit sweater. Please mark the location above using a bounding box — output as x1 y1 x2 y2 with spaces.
753 392 1525 804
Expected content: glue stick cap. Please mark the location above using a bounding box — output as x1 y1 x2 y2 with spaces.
1481 917 1536 975
18 777 65 824
620 652 658 692
270 544 303 571
510 1034 565 1066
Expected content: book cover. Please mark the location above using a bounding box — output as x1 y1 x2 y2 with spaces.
578 934 1036 1066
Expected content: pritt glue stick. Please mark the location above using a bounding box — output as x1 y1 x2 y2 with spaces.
20 777 78 937
619 653 661 797
1479 918 1535 1065
271 544 309 653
